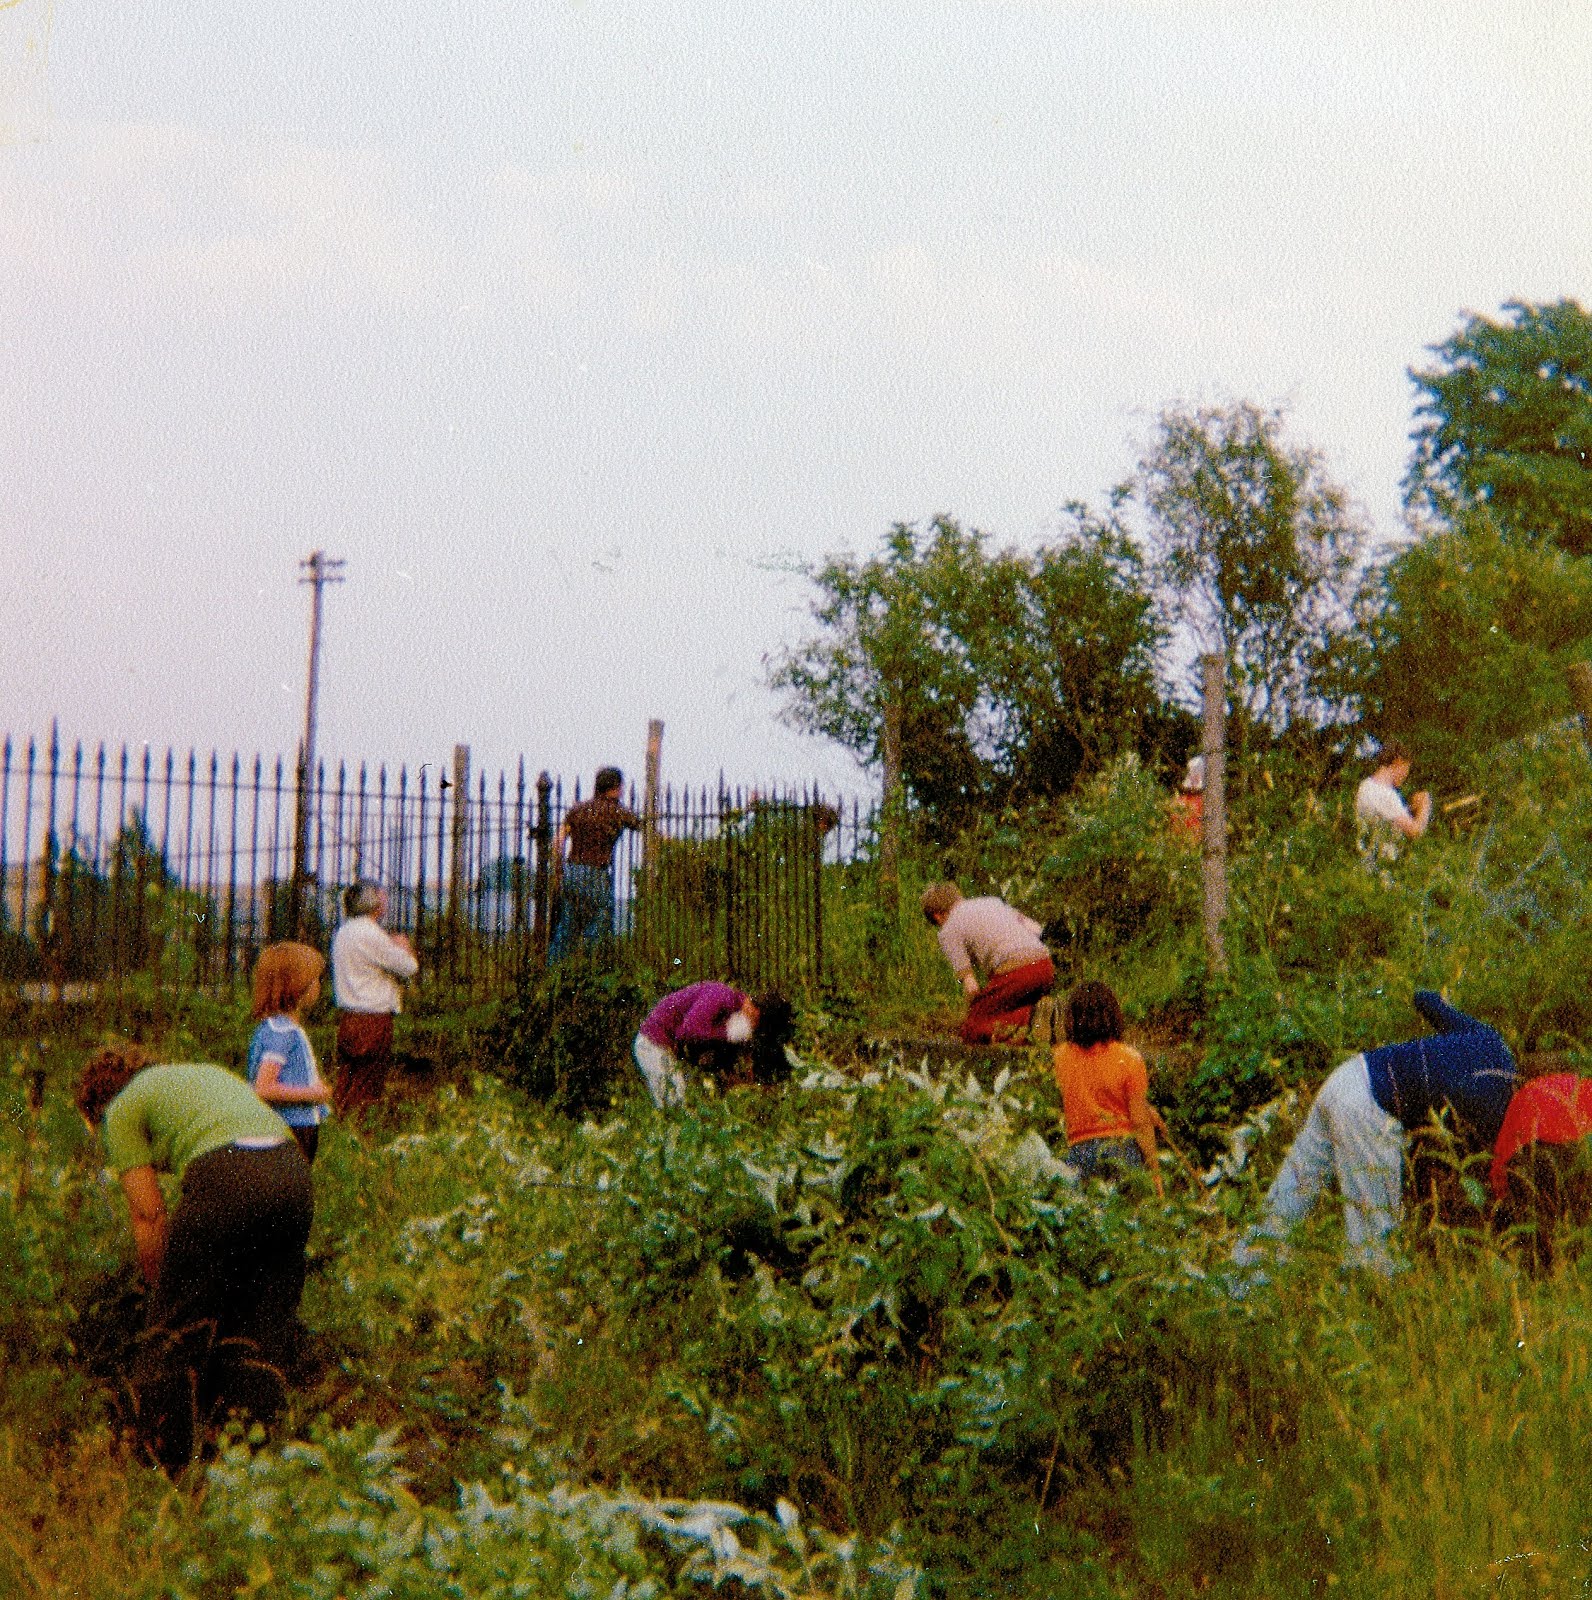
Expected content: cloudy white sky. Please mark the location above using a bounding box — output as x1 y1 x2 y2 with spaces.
2 0 1588 797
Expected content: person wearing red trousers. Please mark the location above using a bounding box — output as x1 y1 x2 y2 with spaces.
921 881 1055 1045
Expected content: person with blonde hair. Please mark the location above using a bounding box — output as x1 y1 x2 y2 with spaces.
248 941 331 1162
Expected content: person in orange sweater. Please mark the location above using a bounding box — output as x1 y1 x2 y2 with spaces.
1052 980 1163 1195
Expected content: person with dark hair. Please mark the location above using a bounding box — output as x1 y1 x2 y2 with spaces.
1052 981 1163 1194
550 767 642 960
632 982 796 1107
920 881 1055 1045
1355 740 1431 865
330 882 418 1118
75 1043 313 1472
247 942 331 1162
1233 990 1516 1279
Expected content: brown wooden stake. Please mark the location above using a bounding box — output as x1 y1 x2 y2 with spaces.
878 685 902 922
1201 653 1228 976
1567 662 1592 751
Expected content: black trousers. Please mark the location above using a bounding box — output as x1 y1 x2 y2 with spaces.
136 1141 313 1470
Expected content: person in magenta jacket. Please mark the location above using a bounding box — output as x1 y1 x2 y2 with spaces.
633 981 794 1107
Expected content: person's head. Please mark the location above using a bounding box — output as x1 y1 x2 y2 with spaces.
1063 981 1124 1049
252 940 326 1021
1181 755 1206 795
594 766 623 798
75 1042 153 1127
752 991 796 1048
343 881 386 921
1375 739 1412 785
920 882 963 928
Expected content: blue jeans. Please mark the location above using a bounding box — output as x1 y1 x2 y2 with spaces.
1066 1136 1145 1183
550 864 615 959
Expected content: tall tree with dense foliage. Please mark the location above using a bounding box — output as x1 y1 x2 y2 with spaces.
768 514 1173 829
1330 515 1592 791
1406 299 1592 554
1136 401 1368 745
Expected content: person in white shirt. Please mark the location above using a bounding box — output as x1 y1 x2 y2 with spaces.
330 882 419 1117
1354 741 1431 865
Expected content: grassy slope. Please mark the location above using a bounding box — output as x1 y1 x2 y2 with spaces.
7 727 1592 1596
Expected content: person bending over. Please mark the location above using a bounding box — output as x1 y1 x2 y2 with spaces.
76 1044 313 1472
1233 990 1515 1279
921 881 1055 1045
633 981 796 1108
1053 980 1163 1195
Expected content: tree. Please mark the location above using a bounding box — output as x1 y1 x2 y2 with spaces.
1407 299 1592 555
1136 401 1368 744
768 514 1173 832
1330 515 1592 791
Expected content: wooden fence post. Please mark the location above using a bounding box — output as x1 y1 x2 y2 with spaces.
1567 662 1592 750
448 743 470 933
1201 653 1229 976
878 686 902 922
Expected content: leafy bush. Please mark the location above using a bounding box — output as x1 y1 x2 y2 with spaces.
945 752 1198 954
480 959 655 1115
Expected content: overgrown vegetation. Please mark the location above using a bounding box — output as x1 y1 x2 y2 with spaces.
8 296 1592 1594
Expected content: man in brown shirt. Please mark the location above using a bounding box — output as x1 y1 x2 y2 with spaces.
550 766 641 959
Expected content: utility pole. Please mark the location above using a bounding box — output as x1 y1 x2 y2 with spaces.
293 550 346 937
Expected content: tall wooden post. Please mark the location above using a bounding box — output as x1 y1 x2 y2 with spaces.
532 770 554 967
641 720 663 950
878 685 902 922
447 743 471 966
1567 662 1592 751
1201 653 1229 975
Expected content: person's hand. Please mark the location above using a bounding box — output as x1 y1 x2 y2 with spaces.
390 932 415 956
1412 790 1432 824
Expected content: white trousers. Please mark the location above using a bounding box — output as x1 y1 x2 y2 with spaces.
633 1033 687 1109
1234 1054 1406 1276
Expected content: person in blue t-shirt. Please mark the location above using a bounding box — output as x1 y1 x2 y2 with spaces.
1233 991 1516 1277
247 942 332 1162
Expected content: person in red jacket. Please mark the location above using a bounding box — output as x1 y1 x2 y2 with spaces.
1490 1073 1592 1268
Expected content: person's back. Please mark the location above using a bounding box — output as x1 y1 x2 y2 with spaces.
1365 991 1516 1147
936 896 1048 981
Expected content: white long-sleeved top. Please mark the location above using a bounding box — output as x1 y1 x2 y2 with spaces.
331 915 419 1014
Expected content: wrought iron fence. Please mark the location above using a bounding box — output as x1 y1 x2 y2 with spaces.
0 727 875 1009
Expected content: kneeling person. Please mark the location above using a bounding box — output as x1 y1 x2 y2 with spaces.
921 881 1055 1045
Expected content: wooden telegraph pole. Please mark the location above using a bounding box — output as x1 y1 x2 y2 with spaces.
878 686 903 922
293 550 345 937
1200 653 1229 975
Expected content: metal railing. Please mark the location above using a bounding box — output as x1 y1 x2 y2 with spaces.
0 727 876 1006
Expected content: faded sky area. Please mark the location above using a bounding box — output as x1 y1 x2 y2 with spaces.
2 1 1589 795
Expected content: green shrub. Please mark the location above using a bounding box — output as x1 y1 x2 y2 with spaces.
480 959 655 1115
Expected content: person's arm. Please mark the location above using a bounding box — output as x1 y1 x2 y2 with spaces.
1127 1088 1164 1198
1413 990 1485 1035
120 1166 169 1285
370 925 420 980
253 1052 332 1106
551 820 570 878
1394 791 1431 839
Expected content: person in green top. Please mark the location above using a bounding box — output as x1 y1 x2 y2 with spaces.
76 1044 314 1471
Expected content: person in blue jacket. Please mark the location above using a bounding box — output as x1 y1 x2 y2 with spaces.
1233 991 1516 1277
